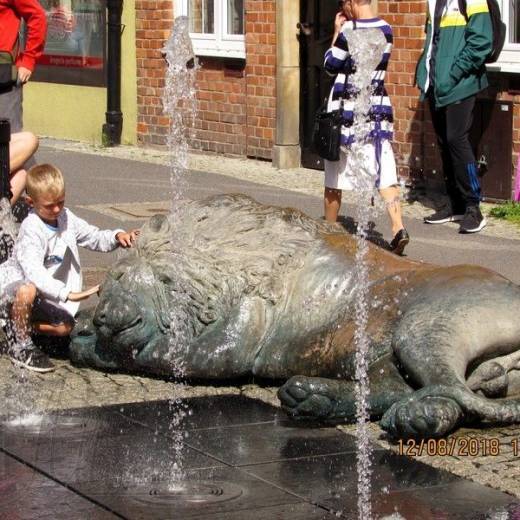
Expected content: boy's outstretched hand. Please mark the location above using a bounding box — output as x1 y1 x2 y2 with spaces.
68 284 100 302
116 229 140 248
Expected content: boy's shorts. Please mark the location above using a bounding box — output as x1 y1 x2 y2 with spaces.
31 297 75 326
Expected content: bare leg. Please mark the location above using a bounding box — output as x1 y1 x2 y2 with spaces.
10 283 37 345
33 322 74 337
9 169 27 205
324 187 342 223
8 132 38 206
379 185 404 236
10 132 38 172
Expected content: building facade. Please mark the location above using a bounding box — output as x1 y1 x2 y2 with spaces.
24 0 137 144
136 0 278 162
22 0 520 199
139 0 520 199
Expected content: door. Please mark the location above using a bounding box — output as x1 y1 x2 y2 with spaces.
299 0 338 170
470 99 513 201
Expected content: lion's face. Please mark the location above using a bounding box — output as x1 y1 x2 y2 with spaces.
70 194 339 373
82 258 173 366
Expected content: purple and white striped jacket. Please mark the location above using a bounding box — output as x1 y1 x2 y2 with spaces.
324 18 393 148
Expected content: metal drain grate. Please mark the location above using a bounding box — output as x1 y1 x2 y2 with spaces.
125 481 243 506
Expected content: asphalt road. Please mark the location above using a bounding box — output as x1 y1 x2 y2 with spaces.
37 146 520 284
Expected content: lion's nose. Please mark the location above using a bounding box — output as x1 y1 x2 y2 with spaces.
93 285 140 335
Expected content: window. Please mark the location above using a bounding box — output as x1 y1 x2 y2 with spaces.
491 0 520 71
30 0 106 86
175 0 245 59
504 0 520 44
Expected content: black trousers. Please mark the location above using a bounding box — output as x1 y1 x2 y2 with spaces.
428 93 481 210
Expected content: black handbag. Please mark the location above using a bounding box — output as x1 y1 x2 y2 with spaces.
312 99 344 162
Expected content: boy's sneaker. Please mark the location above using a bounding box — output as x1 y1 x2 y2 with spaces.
423 206 464 224
459 206 487 234
10 341 56 373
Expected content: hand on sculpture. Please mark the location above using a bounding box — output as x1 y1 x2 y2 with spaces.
116 229 140 248
68 285 100 302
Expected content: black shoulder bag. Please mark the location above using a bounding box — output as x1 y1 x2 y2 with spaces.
312 96 344 162
312 35 352 162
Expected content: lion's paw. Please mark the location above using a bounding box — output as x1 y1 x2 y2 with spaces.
380 395 463 439
278 376 336 420
467 361 509 398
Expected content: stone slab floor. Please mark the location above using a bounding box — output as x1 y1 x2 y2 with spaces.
0 272 519 518
1 358 520 519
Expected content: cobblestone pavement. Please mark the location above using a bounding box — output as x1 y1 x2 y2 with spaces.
1 139 518 502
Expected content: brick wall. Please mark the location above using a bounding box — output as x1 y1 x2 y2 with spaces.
135 0 276 159
498 86 520 187
135 0 173 146
243 0 276 159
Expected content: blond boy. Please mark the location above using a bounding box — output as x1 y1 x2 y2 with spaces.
0 164 138 372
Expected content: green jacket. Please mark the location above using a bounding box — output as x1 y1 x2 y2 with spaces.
416 0 493 107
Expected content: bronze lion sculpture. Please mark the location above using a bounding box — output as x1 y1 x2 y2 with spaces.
70 194 520 439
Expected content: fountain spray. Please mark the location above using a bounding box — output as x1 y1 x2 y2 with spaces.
344 27 387 520
161 16 198 484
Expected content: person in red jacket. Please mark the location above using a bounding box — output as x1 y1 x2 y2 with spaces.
0 0 47 132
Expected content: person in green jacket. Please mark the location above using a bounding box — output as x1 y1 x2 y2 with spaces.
417 0 492 233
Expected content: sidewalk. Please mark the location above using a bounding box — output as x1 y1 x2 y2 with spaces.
39 137 520 286
40 137 520 242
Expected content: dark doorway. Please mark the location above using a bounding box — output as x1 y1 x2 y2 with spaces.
470 99 513 200
299 0 338 170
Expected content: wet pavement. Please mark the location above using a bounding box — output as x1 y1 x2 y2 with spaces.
1 396 519 519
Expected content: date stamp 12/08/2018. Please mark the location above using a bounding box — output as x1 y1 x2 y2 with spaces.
398 437 520 457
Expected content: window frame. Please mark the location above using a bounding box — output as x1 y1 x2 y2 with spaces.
175 0 246 59
488 0 520 72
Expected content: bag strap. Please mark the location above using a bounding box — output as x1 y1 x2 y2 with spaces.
12 36 19 61
458 0 468 21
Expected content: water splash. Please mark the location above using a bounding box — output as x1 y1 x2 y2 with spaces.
162 15 197 225
161 16 199 484
343 27 388 520
0 198 38 421
346 28 387 194
0 197 17 343
0 198 17 251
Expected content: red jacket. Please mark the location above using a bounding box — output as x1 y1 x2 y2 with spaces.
0 0 47 71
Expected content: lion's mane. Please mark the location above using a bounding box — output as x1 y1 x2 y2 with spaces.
127 194 341 339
